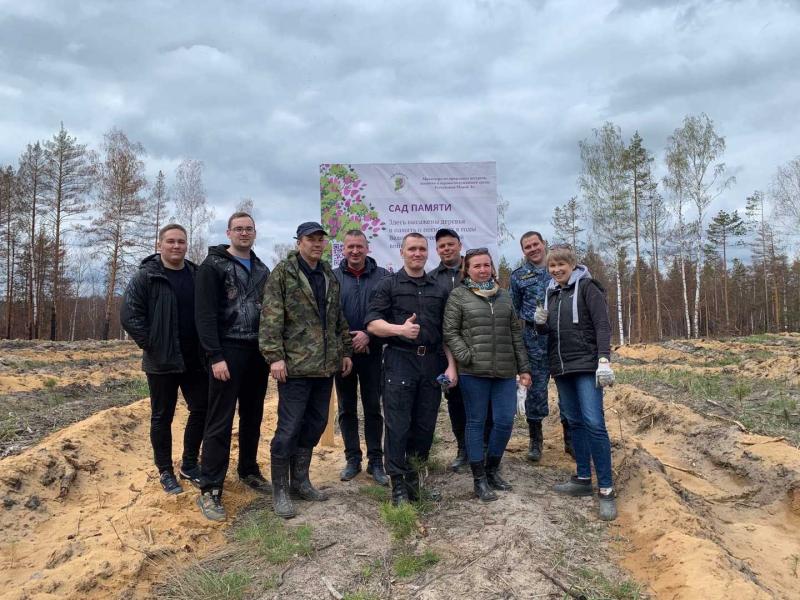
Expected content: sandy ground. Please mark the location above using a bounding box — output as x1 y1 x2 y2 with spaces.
1 336 800 599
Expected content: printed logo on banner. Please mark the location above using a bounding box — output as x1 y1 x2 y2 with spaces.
391 173 407 192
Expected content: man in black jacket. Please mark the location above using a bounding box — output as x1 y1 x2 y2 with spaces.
120 224 207 495
366 232 458 505
194 212 271 522
333 230 389 485
428 228 470 472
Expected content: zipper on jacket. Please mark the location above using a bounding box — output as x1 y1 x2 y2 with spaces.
556 290 565 375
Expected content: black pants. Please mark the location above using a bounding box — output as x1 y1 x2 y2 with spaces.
335 351 383 465
200 345 268 493
446 383 493 448
382 347 443 477
270 376 334 460
146 370 208 473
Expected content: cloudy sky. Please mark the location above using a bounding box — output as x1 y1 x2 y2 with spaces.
1 0 799 262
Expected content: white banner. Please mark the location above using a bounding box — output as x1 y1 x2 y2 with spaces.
320 162 497 273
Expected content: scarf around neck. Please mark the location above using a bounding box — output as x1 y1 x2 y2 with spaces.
464 277 499 298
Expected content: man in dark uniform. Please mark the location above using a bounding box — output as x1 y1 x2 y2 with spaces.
194 212 271 521
510 230 573 462
333 229 389 485
366 232 458 505
121 223 207 495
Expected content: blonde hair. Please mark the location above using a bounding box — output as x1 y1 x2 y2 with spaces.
546 245 577 267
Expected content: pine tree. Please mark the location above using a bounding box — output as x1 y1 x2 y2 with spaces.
706 209 746 332
550 196 584 253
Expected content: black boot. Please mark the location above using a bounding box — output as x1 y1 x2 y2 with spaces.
485 456 512 491
450 446 468 472
270 458 296 519
290 447 328 501
404 470 420 502
470 462 497 502
562 420 575 460
527 420 543 462
390 476 410 506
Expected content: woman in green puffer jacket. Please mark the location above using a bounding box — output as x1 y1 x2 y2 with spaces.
443 248 531 502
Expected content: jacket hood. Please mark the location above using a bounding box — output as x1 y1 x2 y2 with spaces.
337 255 378 275
208 244 263 263
544 264 592 324
140 253 196 275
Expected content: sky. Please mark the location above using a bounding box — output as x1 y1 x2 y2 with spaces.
1 0 799 263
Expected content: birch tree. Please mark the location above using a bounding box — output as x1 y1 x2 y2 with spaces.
579 122 632 345
642 186 668 340
17 142 47 339
664 113 733 338
88 128 148 340
771 156 800 239
173 159 213 263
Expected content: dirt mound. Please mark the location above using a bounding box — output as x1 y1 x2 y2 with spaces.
0 394 276 600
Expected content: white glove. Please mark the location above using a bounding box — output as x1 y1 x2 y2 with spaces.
534 305 548 325
516 383 527 416
595 359 614 388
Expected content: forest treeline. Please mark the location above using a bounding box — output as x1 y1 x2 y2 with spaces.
1 117 798 343
496 114 800 344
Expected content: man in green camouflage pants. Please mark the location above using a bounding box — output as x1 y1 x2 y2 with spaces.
259 221 353 519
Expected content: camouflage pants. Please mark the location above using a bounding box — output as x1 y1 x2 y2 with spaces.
523 326 550 422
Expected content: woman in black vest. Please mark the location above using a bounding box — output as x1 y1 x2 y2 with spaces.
443 248 531 502
534 244 617 521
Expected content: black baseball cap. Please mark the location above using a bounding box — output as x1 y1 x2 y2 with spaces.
295 221 328 239
435 228 460 241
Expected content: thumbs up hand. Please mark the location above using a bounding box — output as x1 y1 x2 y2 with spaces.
399 313 421 340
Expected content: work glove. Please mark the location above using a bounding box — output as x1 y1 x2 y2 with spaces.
595 359 615 388
534 305 548 325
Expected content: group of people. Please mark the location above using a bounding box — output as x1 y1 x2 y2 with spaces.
121 212 618 524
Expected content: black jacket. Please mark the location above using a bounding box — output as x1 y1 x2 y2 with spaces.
365 268 449 350
195 245 270 363
120 254 198 374
536 266 611 376
428 260 463 295
333 256 388 353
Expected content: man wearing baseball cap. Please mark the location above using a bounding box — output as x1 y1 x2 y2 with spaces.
260 221 354 519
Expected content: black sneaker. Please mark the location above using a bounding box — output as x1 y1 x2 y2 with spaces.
197 489 226 522
240 472 272 495
179 465 202 488
159 470 183 495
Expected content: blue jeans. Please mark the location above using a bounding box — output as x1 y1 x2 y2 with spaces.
554 373 613 488
458 375 516 463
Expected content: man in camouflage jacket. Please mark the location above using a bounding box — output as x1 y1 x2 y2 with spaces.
510 231 573 462
259 221 353 519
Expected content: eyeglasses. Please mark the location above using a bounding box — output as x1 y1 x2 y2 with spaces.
231 226 256 234
464 247 489 257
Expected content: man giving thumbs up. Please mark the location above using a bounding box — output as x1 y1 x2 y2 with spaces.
366 232 457 506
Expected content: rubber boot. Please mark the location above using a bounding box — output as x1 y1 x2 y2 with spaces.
562 420 575 460
290 447 328 501
390 476 410 506
449 447 468 472
270 458 296 519
485 456 512 491
598 490 618 521
470 462 497 502
553 475 593 497
527 420 543 462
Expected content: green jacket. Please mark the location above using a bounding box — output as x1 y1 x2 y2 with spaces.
443 285 530 378
259 251 353 377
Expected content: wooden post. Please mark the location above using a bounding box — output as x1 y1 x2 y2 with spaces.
320 385 337 447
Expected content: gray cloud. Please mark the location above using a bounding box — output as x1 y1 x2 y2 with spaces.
1 0 799 262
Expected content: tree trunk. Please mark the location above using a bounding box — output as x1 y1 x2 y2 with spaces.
679 251 691 339
652 221 662 340
692 239 702 338
615 269 625 346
